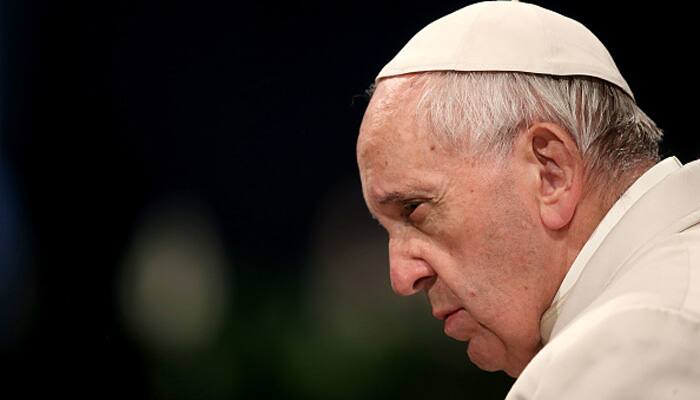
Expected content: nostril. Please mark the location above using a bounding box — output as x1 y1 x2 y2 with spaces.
390 269 421 296
413 275 436 292
388 240 436 295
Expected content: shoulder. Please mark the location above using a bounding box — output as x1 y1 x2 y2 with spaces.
509 301 700 400
597 223 700 315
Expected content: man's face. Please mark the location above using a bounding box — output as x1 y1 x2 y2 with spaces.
357 76 558 377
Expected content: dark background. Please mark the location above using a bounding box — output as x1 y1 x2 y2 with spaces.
1 1 697 399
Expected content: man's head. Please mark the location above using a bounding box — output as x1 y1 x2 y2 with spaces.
356 1 663 377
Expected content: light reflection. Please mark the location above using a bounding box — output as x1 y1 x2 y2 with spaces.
119 200 231 354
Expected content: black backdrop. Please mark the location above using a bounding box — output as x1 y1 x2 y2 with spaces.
1 1 697 398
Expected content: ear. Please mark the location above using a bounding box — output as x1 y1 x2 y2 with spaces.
517 122 584 230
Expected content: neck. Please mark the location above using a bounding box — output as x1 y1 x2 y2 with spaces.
561 163 652 278
563 188 610 270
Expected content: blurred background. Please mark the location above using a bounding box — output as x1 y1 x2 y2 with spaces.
0 0 697 398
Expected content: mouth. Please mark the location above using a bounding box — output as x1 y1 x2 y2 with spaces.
436 308 473 342
432 307 462 321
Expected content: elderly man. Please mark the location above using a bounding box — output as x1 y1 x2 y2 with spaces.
356 1 700 398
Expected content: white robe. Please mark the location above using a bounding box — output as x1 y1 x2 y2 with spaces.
506 157 700 399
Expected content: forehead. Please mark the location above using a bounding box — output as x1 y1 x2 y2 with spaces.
357 76 455 201
358 76 432 167
360 76 422 133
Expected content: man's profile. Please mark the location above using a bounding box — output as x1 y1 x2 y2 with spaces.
356 1 700 398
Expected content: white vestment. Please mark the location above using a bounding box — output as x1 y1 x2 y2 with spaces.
506 157 700 399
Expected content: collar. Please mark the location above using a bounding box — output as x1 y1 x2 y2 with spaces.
540 157 683 343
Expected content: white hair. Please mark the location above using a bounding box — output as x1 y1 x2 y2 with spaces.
381 71 663 195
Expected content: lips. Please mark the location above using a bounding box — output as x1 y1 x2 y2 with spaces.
442 309 474 341
433 307 462 321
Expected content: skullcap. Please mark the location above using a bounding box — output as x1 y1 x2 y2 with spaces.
377 1 634 100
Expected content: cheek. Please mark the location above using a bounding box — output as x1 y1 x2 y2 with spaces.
436 197 496 255
437 215 506 295
447 196 536 287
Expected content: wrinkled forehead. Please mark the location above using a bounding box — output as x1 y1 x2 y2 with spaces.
357 75 428 162
356 76 462 207
367 75 423 114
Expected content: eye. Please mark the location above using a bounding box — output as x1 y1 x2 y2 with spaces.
402 200 423 219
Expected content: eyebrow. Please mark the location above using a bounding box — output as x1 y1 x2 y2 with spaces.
368 187 435 221
377 191 408 205
377 188 434 204
367 191 406 221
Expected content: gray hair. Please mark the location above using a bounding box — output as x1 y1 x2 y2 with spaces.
383 71 663 195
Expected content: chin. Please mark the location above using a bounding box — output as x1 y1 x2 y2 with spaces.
469 347 526 377
466 338 503 373
466 335 532 377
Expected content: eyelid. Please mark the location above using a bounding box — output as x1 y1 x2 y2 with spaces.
404 199 422 209
402 199 427 220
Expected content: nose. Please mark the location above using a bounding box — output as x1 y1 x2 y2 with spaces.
388 237 436 296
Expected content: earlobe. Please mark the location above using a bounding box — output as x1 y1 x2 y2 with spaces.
527 123 583 231
540 189 578 230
